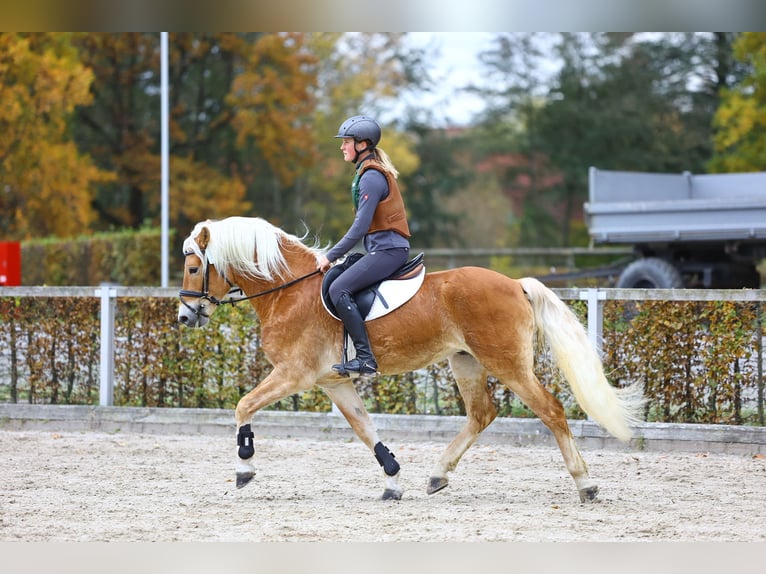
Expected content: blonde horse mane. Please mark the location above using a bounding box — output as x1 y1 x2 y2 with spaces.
183 216 318 282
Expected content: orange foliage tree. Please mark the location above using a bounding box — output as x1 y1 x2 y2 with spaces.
228 33 318 190
72 32 323 237
0 33 113 239
4 33 428 247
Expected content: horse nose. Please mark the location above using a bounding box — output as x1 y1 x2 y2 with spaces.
178 314 190 325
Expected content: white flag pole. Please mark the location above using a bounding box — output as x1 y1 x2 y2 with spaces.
160 31 170 287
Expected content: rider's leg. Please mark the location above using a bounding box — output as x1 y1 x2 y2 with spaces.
328 248 409 375
334 292 378 374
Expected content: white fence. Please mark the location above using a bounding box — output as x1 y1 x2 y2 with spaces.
1 284 765 409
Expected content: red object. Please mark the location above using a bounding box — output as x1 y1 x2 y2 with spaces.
0 241 21 286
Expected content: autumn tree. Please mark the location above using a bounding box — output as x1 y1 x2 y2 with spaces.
73 33 250 235
72 33 322 240
710 32 766 172
33 33 430 249
298 33 425 241
226 32 319 228
0 33 113 239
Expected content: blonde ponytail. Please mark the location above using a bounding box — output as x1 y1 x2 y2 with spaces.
373 147 399 179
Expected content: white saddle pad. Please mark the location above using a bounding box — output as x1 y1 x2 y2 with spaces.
322 266 426 322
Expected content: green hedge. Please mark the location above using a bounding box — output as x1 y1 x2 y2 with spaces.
21 227 173 286
602 300 763 425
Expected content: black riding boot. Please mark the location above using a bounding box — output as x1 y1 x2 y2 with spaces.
333 293 378 376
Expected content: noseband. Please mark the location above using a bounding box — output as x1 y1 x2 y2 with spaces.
179 250 320 320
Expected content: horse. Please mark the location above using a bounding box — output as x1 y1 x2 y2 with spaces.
178 216 645 502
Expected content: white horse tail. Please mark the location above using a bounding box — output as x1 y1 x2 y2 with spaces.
518 277 645 442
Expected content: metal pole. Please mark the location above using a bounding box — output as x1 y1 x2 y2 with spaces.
161 32 170 288
757 302 764 426
97 284 116 406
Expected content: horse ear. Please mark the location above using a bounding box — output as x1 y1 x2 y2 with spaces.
197 226 211 250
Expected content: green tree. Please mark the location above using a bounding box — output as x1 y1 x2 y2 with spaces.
533 33 601 246
586 33 739 174
399 123 470 247
474 33 739 246
471 33 564 247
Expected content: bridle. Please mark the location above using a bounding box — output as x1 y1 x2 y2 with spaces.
178 250 321 321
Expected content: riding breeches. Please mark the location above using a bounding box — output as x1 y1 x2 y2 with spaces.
327 248 409 308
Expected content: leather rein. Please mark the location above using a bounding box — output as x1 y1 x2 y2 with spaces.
178 250 320 320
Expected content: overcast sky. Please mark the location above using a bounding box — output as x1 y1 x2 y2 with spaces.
397 32 565 127
399 32 496 126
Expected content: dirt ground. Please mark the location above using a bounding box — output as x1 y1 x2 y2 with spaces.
1 428 765 542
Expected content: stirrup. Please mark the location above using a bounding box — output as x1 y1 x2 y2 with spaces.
333 358 378 377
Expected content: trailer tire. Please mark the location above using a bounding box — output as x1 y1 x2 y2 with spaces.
616 258 684 288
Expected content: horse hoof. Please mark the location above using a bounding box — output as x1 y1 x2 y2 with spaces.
427 476 449 495
579 485 599 502
382 489 402 501
236 471 255 489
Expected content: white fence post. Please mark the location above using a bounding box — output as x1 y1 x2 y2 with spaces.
579 288 605 356
96 284 117 406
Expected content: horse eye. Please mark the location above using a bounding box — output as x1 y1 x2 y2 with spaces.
189 266 199 274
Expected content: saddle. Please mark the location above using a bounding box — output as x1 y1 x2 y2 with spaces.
321 252 426 321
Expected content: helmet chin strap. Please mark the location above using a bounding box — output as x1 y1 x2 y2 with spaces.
352 144 374 164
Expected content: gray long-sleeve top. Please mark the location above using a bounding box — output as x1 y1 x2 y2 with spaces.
325 168 410 263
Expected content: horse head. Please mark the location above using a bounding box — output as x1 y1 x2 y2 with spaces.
178 216 322 328
178 223 231 328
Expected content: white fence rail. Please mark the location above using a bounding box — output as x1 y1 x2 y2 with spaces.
1 285 765 407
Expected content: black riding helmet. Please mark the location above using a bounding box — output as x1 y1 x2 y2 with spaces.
335 115 381 162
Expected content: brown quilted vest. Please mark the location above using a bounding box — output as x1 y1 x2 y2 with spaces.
358 160 411 239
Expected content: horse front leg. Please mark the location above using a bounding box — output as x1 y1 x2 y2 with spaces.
233 367 315 489
323 379 403 501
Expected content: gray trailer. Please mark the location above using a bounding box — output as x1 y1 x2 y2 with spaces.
584 167 766 288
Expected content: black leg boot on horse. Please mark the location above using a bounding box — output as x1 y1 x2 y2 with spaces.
333 293 378 376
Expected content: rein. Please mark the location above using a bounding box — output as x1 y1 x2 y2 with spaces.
178 249 320 320
219 269 322 305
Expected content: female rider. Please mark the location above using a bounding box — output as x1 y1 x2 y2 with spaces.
316 115 411 376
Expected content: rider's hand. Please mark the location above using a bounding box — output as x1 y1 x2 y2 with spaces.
316 254 332 273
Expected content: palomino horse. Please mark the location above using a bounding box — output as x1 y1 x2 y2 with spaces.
178 216 644 502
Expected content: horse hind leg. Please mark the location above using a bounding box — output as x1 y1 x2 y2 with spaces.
428 352 497 495
500 369 598 502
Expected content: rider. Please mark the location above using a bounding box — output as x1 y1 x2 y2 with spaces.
316 115 411 376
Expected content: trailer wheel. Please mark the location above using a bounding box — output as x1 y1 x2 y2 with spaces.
616 258 684 288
